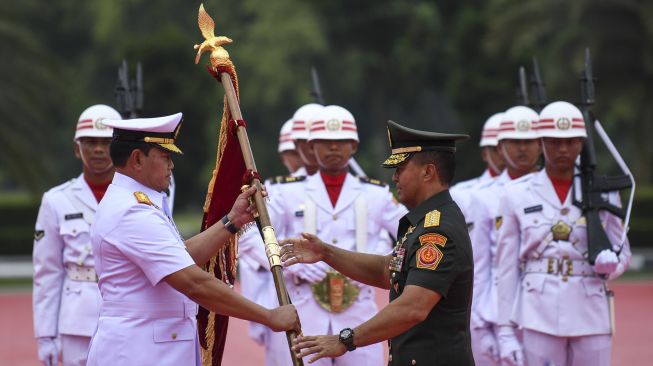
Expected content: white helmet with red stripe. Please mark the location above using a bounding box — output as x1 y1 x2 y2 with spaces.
290 103 324 140
479 112 503 147
308 105 358 142
537 101 587 138
74 104 121 140
498 106 539 141
278 118 295 152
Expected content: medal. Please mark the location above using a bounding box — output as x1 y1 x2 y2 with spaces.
389 226 414 273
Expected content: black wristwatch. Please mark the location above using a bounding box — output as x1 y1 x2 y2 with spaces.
221 215 240 234
338 328 356 352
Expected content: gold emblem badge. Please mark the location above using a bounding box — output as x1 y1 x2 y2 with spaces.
424 210 441 228
556 117 571 130
551 220 572 241
416 243 444 270
133 191 152 206
311 271 360 313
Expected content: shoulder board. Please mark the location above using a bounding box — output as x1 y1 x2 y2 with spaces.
50 178 76 193
277 175 306 184
133 191 152 206
509 172 537 186
424 209 441 228
359 177 387 187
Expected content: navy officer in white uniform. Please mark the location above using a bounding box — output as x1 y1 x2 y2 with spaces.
86 113 300 366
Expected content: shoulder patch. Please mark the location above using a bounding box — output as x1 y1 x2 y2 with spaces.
34 230 45 241
359 177 387 187
495 216 503 230
419 233 447 247
278 175 306 184
424 210 441 228
134 192 152 206
416 243 444 270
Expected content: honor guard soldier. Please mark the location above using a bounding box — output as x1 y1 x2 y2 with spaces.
278 117 304 174
450 112 505 221
282 120 474 366
495 101 631 366
291 103 324 176
33 104 121 366
255 105 408 366
467 106 541 365
86 113 300 366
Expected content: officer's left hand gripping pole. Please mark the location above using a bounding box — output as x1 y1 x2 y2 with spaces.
193 4 304 366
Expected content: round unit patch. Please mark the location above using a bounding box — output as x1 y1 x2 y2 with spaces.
556 117 571 130
326 119 342 131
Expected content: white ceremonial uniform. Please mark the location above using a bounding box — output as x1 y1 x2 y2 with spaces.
450 169 493 223
87 173 199 366
466 170 512 366
263 172 407 366
33 174 103 366
496 170 631 366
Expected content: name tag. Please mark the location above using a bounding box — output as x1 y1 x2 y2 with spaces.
295 210 304 217
524 205 543 214
65 213 84 220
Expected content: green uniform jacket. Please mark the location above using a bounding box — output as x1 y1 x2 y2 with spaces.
389 190 474 366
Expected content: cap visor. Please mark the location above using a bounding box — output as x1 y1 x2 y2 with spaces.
381 152 412 168
158 143 183 155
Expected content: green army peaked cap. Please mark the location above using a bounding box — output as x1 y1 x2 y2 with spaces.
382 120 469 168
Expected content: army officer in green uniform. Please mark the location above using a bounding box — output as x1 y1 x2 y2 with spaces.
281 120 475 365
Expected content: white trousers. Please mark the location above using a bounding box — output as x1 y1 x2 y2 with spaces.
470 327 499 366
522 329 612 366
61 334 91 366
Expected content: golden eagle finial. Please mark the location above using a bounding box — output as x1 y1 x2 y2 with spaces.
194 3 233 66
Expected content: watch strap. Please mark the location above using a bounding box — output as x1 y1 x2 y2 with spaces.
221 215 240 234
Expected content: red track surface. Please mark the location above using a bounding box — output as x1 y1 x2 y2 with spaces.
2 281 651 365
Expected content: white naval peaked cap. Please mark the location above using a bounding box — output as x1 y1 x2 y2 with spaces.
102 112 184 154
308 105 358 142
291 103 324 140
278 118 295 153
537 101 587 139
498 106 539 141
479 112 503 147
74 104 121 140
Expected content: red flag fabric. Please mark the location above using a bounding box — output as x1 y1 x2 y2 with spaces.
197 62 246 366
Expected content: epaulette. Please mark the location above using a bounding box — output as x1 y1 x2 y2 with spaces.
274 175 306 184
133 191 152 206
424 209 441 228
359 177 387 187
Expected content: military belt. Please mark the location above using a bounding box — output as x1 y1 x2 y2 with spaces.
310 271 361 313
66 264 98 282
100 300 198 319
523 257 596 281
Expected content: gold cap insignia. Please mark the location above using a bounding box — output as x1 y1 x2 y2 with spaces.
424 210 441 228
134 191 152 206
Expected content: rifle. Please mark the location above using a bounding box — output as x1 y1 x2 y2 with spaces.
115 60 144 118
530 57 547 112
574 48 634 264
310 66 366 177
517 66 530 106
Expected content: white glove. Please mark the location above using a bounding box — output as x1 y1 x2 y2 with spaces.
497 326 524 366
37 337 59 366
594 249 619 275
477 326 500 363
284 261 329 282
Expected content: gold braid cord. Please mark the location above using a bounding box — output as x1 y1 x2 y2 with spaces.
195 4 240 365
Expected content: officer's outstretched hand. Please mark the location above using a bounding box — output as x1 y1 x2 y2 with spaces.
227 186 264 229
292 334 346 364
268 304 301 333
36 336 59 366
280 233 326 266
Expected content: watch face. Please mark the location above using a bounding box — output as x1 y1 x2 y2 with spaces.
341 329 352 338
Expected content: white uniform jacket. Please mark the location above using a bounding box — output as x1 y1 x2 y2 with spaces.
33 174 102 338
468 171 511 328
450 170 493 224
496 170 631 337
267 172 407 336
87 173 199 366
